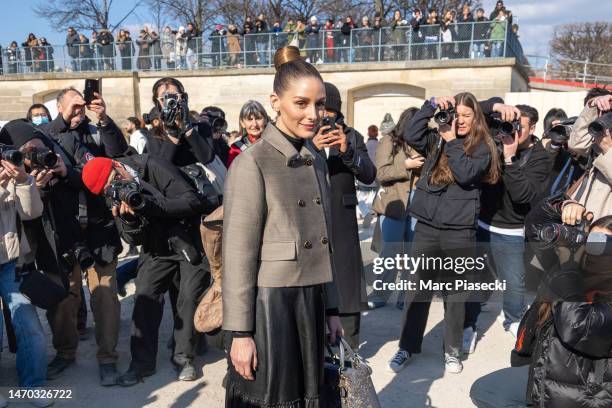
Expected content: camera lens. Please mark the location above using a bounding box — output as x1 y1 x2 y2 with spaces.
167 98 178 110
499 121 515 136
588 121 604 138
2 150 24 165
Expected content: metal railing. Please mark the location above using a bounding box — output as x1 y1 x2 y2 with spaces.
523 55 612 87
0 21 520 76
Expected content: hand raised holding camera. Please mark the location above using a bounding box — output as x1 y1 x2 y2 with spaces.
433 96 454 110
438 117 457 142
492 103 520 122
1 159 28 184
589 94 612 112
88 92 108 123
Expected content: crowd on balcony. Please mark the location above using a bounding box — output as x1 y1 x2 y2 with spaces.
0 0 520 74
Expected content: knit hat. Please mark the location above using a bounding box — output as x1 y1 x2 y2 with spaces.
82 157 114 195
0 119 48 148
324 82 342 114
379 113 395 135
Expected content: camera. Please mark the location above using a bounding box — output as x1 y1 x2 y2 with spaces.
587 111 612 138
25 147 57 169
0 144 24 166
62 243 95 271
547 117 576 148
105 180 146 211
205 111 228 134
434 107 455 125
489 113 521 138
536 220 589 251
163 93 180 111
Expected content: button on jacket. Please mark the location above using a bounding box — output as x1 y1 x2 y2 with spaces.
222 124 339 332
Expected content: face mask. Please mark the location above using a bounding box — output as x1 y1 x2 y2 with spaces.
32 115 49 126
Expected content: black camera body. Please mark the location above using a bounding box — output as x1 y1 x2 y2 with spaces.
434 107 456 125
105 180 145 211
588 111 612 138
205 111 228 134
489 113 521 139
0 144 24 166
25 147 57 169
537 220 589 251
62 243 95 271
547 117 576 148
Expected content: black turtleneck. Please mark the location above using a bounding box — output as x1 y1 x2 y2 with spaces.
275 125 304 152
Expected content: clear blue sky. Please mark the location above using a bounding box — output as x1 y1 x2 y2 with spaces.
0 0 609 57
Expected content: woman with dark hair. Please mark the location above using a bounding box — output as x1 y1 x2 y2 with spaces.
26 103 52 126
78 33 94 71
223 45 342 407
39 37 54 72
7 41 21 74
370 107 424 308
389 92 511 374
226 100 269 167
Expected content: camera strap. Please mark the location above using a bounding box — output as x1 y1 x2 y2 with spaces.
573 154 595 203
78 191 88 228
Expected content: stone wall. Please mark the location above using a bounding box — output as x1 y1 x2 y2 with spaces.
0 58 525 135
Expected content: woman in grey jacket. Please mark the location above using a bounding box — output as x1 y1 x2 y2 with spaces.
222 45 342 407
0 156 46 401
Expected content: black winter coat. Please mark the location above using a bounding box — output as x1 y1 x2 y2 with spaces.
115 154 206 256
44 115 128 265
145 122 216 167
516 300 612 408
404 98 502 230
317 125 376 313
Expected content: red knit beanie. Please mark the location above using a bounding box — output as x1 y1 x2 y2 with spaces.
82 157 114 195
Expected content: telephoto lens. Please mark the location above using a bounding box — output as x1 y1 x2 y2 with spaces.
434 108 455 125
26 148 58 169
0 144 24 166
588 111 612 138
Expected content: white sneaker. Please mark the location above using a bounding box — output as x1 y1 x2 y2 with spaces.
388 349 411 373
444 353 463 374
31 397 54 407
0 393 7 408
508 322 520 338
316 58 323 64
462 327 478 354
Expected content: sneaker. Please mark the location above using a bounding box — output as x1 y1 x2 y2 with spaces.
117 365 155 387
462 327 478 354
508 322 520 338
0 393 7 408
99 363 119 386
47 355 75 380
388 349 411 373
30 398 54 407
367 300 386 310
444 353 463 374
174 360 197 381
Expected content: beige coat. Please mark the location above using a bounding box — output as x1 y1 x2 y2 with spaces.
372 135 420 220
0 176 43 264
226 33 241 54
568 105 612 221
221 124 338 332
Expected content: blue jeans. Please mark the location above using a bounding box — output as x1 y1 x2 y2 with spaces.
481 228 526 327
491 41 503 57
0 261 47 387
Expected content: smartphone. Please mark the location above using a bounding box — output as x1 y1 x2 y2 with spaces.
321 116 337 135
83 79 101 105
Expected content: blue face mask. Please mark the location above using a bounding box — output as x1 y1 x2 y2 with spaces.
32 115 49 126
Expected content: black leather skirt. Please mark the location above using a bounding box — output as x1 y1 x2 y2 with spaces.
225 285 326 408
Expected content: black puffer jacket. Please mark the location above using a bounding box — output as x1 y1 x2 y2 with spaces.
528 300 612 408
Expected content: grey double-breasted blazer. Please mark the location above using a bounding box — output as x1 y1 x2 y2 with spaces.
222 124 339 332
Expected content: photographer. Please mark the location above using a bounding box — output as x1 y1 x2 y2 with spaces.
311 82 376 349
390 93 508 374
80 155 212 386
42 86 127 384
468 105 552 338
566 91 612 221
145 78 215 168
0 141 47 400
471 198 612 407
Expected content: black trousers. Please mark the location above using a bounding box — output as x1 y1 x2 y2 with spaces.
398 221 475 357
339 312 361 350
130 252 209 371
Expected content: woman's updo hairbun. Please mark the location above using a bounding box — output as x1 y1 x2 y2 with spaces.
272 46 323 96
273 46 302 71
